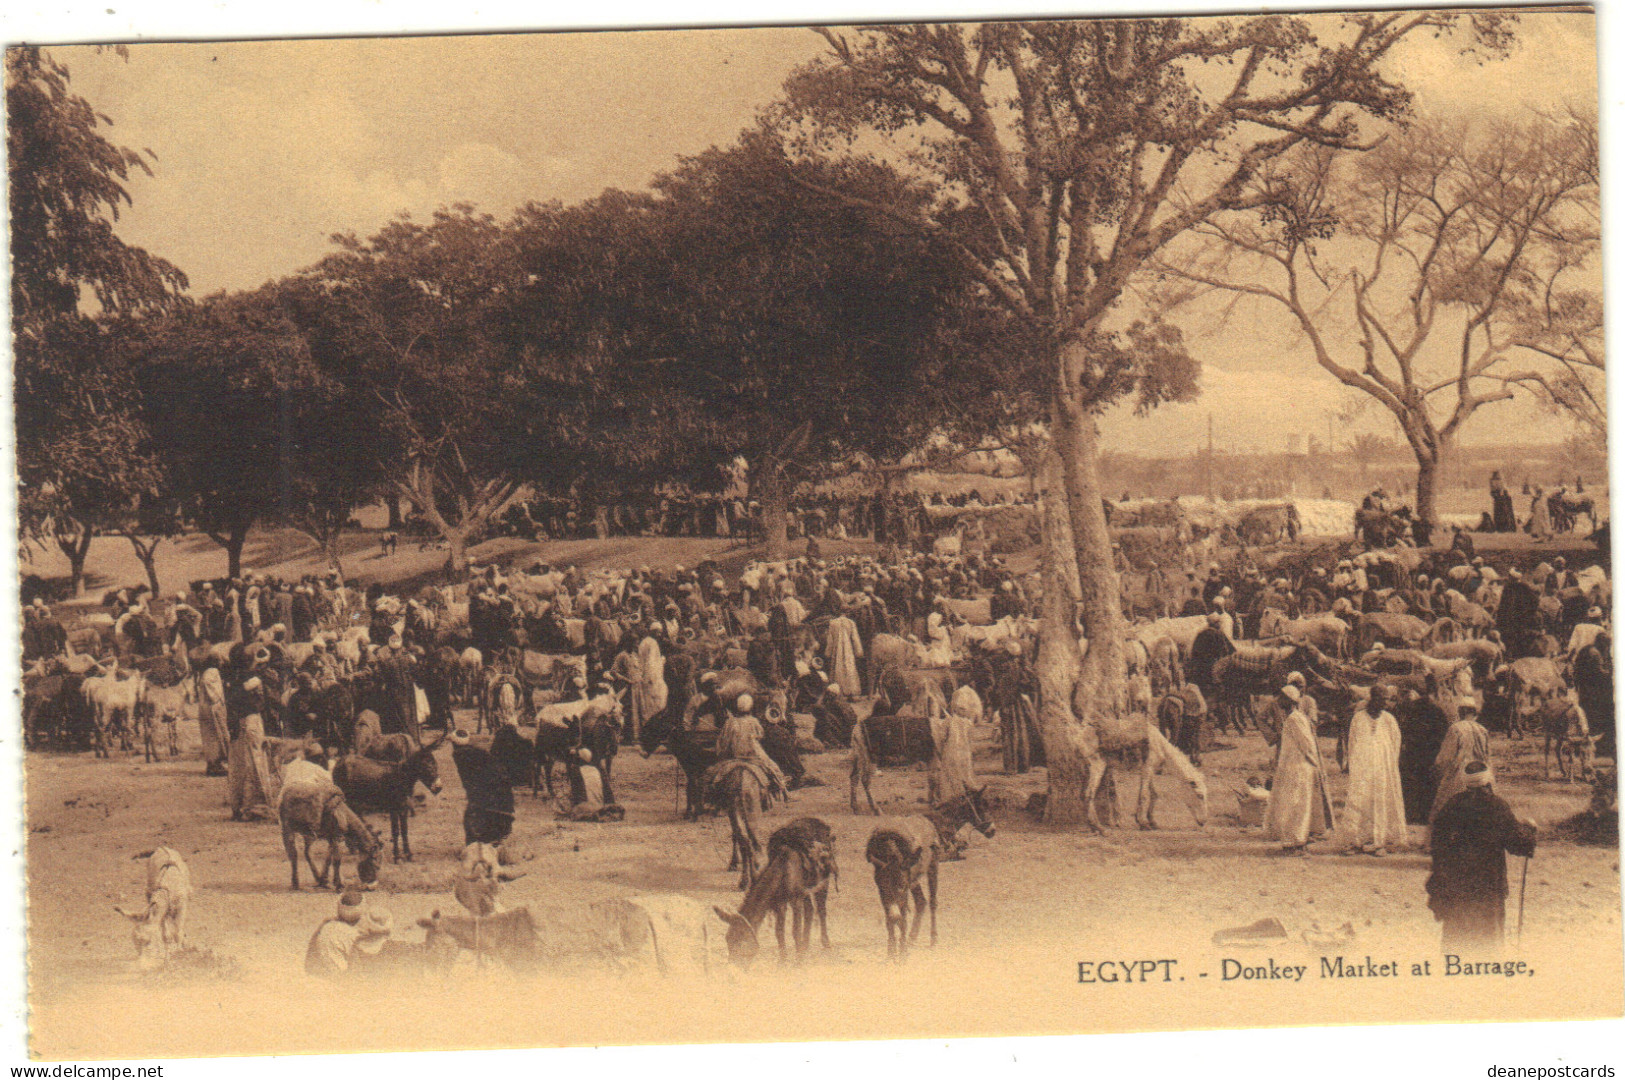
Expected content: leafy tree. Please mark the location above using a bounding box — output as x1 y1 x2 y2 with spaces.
9 45 187 594
622 135 1007 557
132 285 381 578
773 15 1505 820
292 207 542 574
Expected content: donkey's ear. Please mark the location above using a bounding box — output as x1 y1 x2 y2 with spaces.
113 905 146 922
712 905 749 930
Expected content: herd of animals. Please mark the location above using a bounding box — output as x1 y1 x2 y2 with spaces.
23 523 1615 979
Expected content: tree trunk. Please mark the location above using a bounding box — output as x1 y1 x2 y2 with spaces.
59 529 92 598
223 522 250 580
127 536 163 597
1053 382 1127 720
1415 447 1441 529
1035 447 1096 825
387 494 404 530
444 527 471 577
756 462 790 560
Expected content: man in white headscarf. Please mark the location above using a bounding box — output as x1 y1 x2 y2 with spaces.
1431 697 1492 826
1264 685 1330 854
195 666 230 777
1339 685 1408 856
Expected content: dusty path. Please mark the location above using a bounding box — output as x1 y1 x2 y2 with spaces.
24 710 1619 1058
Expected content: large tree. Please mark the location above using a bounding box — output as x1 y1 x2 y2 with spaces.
132 285 381 578
293 207 541 574
1161 112 1598 524
629 135 1009 557
775 15 1505 821
9 45 188 594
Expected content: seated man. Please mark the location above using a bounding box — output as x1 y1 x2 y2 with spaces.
709 693 788 803
305 887 393 979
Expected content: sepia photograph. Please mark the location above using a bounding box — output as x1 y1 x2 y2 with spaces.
5 0 1620 1063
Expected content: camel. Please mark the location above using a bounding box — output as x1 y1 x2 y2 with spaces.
1080 716 1209 833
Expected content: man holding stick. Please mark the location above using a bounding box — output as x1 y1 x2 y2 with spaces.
1425 762 1537 955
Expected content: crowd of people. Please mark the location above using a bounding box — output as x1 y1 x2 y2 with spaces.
490 487 1037 543
22 475 1615 966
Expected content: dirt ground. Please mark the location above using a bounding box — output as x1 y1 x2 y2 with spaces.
24 704 1621 1059
19 525 1621 1056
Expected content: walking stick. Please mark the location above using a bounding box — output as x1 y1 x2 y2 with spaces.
1516 856 1530 950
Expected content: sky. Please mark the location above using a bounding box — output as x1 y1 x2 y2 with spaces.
43 9 1602 458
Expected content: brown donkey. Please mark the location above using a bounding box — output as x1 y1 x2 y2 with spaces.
866 789 995 961
714 817 837 965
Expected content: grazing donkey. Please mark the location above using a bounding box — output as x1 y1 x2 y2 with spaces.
714 817 838 965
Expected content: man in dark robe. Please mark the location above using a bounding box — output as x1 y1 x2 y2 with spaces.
1425 763 1537 955
746 631 780 690
374 642 421 743
1495 570 1543 660
767 603 794 688
451 731 515 845
1397 689 1453 823
489 721 535 790
1574 633 1614 759
1185 613 1236 701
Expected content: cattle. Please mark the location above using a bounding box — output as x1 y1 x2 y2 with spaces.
278 780 382 891
1257 611 1350 659
1501 658 1566 736
1354 611 1432 653
1440 589 1495 637
1428 637 1507 683
533 691 624 801
132 657 189 763
1131 615 1209 656
113 847 192 970
509 649 587 698
83 665 142 757
456 647 484 706
332 734 446 862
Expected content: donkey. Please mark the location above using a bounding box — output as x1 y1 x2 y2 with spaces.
713 817 838 965
279 781 383 891
865 789 995 961
113 847 192 970
332 732 445 862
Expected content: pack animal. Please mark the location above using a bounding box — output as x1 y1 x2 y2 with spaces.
331 733 445 862
865 790 995 961
278 780 382 891
713 817 837 965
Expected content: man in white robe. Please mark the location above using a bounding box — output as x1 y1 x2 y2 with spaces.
1264 685 1329 853
825 610 863 697
1339 685 1408 855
